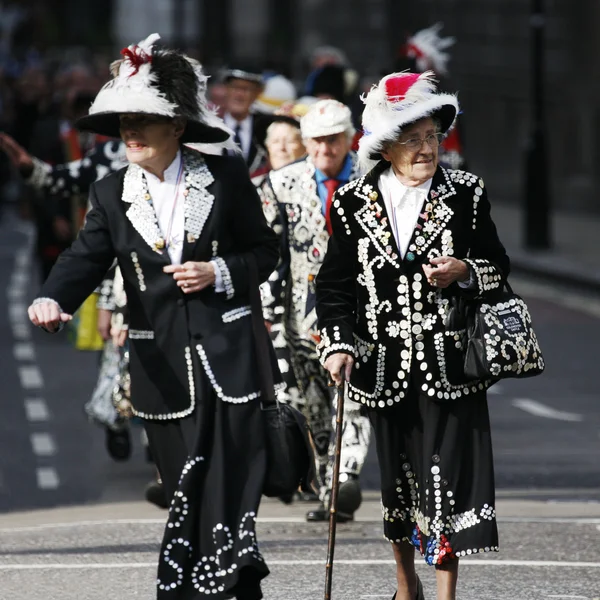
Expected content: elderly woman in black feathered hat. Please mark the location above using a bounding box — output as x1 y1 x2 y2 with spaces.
28 34 280 600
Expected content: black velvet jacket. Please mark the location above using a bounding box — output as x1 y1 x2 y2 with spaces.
39 148 280 419
315 162 510 409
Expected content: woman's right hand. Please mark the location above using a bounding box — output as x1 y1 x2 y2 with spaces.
323 352 354 386
28 300 72 332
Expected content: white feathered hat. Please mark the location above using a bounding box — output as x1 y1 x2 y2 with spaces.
76 33 235 147
404 23 455 76
358 71 459 171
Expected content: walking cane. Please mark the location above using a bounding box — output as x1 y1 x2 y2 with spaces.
324 370 346 600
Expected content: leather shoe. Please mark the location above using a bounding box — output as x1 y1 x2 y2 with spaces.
306 503 353 522
145 479 168 509
105 427 131 462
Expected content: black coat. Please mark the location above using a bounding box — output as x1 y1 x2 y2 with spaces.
315 162 510 409
39 148 280 419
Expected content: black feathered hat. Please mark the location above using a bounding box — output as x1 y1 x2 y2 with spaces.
76 33 236 147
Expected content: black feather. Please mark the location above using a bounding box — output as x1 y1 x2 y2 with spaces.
151 47 200 121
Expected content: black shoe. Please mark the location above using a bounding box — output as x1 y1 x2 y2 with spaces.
105 427 131 461
145 479 168 509
305 502 354 523
337 476 362 515
278 493 295 505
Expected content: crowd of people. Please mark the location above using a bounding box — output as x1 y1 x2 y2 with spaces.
6 21 517 600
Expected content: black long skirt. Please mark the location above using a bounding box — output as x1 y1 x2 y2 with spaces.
368 383 498 567
144 370 269 600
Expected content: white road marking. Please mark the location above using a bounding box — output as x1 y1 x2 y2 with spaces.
30 433 56 457
24 399 50 422
0 559 598 571
18 366 44 389
512 398 583 422
13 342 35 361
8 302 26 323
11 323 30 340
3 516 600 536
36 467 59 490
7 287 25 301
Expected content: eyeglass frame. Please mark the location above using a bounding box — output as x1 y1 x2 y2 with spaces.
394 132 446 152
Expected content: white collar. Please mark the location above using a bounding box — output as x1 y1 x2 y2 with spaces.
380 167 433 206
142 149 182 185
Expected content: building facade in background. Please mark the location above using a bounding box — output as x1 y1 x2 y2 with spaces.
103 0 595 213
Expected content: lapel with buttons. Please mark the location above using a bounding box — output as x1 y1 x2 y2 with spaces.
122 147 216 264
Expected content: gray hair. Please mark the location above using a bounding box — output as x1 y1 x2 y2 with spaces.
265 121 302 146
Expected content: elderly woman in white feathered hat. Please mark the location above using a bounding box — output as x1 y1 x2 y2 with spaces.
316 72 509 600
28 34 281 600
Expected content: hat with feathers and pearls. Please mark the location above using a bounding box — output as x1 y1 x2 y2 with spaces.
76 33 236 149
357 71 459 171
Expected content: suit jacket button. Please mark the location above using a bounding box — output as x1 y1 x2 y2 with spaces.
177 299 185 307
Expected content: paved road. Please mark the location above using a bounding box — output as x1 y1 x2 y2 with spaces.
1 212 600 599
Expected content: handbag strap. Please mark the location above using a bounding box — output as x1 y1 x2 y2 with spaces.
246 254 277 407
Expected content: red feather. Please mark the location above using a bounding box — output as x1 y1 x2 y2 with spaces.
120 45 152 77
384 73 421 102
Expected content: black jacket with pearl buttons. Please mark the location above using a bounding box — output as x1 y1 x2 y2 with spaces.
38 148 280 419
315 161 510 409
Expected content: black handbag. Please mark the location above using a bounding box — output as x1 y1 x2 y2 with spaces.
462 281 545 381
246 255 317 498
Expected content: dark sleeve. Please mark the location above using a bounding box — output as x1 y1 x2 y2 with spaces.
38 182 117 314
213 158 280 299
459 181 510 299
31 143 113 200
315 190 357 363
258 176 290 322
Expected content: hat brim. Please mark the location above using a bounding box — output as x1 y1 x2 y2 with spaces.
76 112 230 144
365 102 458 161
224 70 263 86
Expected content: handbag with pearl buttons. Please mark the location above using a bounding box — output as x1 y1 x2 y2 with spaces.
460 282 545 381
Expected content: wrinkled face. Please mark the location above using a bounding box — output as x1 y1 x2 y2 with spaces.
119 114 183 169
305 132 352 178
225 79 262 119
381 117 439 185
266 122 305 170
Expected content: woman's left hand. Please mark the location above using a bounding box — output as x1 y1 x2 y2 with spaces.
422 256 470 289
164 261 216 294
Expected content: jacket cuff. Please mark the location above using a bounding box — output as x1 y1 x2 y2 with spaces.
212 256 234 299
463 258 503 297
317 324 356 365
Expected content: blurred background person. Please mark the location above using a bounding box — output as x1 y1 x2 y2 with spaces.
394 23 467 171
264 99 371 522
222 65 269 177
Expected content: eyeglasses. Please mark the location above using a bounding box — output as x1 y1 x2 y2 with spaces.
396 132 444 152
119 114 172 129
